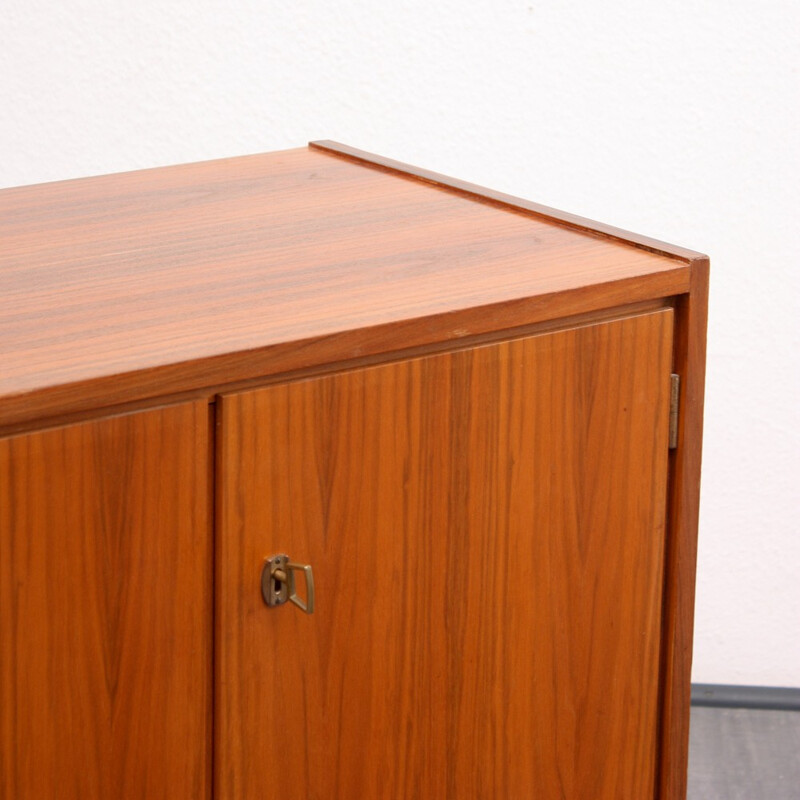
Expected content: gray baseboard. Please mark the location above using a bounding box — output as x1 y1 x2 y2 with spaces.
691 683 800 711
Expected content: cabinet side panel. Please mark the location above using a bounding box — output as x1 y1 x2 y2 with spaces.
217 310 673 799
0 401 212 799
659 260 710 799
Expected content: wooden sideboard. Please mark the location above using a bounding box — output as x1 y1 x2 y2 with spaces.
0 141 708 799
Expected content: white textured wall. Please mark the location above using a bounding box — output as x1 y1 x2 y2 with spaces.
2 0 798 686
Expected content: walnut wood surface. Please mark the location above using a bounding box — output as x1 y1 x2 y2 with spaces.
216 310 674 799
659 258 710 799
0 401 212 798
0 146 688 429
310 140 708 263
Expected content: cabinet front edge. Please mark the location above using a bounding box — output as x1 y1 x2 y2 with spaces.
0 280 687 435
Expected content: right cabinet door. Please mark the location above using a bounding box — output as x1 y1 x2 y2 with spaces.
216 309 674 800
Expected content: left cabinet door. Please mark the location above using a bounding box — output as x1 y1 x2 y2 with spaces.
0 401 212 799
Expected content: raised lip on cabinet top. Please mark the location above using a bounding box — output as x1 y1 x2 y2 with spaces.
0 142 706 432
310 140 709 265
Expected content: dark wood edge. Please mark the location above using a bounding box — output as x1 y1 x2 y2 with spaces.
207 401 218 800
0 271 687 434
214 299 676 400
310 141 709 265
657 257 709 800
212 386 226 800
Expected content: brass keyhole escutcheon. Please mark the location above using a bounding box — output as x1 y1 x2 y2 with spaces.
262 554 315 614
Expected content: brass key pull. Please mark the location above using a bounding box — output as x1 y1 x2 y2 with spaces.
262 554 315 614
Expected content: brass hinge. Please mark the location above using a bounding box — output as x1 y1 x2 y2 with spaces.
669 374 680 449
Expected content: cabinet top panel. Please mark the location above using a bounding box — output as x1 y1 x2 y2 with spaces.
0 142 699 429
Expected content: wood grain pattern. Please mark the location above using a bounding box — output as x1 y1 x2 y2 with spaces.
310 140 709 263
216 310 674 799
659 258 710 799
0 401 212 799
0 146 688 429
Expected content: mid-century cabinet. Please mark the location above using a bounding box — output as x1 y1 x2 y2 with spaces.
0 142 708 799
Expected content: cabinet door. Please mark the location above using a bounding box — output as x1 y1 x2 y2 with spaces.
217 310 673 799
0 401 212 799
